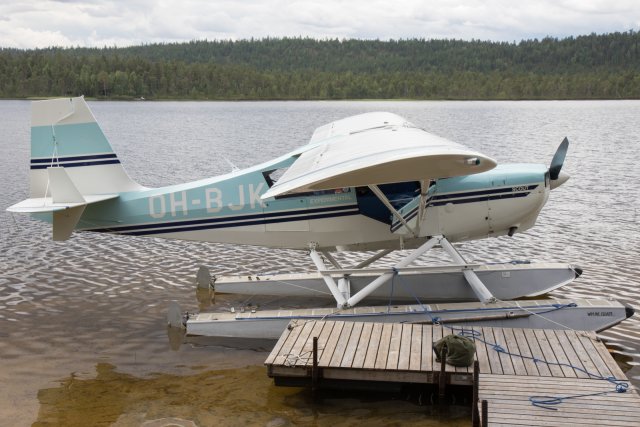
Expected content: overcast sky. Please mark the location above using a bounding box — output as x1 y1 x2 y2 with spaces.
1 0 639 49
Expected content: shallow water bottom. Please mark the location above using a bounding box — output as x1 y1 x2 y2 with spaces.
32 363 472 427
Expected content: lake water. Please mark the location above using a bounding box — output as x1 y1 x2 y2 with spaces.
1 100 639 426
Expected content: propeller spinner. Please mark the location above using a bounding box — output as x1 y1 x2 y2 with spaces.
549 137 570 189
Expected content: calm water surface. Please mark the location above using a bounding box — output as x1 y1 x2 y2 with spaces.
1 100 639 426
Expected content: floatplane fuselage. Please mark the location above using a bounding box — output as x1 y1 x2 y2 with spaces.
12 97 567 253
16 96 632 339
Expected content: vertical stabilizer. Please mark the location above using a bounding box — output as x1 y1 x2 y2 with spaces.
30 96 145 198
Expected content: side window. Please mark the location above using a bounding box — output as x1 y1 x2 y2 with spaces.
262 168 288 188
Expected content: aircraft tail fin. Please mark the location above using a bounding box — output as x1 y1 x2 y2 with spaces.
8 97 143 240
29 96 145 198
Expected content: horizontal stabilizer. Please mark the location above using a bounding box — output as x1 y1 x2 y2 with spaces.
6 194 118 213
7 166 118 240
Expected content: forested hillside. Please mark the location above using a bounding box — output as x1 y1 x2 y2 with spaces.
1 31 639 100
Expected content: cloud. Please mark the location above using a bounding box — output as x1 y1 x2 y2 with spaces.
0 0 638 49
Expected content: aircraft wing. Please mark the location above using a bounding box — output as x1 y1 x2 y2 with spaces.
262 113 496 199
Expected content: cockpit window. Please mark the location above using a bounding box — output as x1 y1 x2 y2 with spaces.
263 168 288 188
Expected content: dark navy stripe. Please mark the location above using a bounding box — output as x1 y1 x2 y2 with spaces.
30 159 121 170
30 153 118 164
390 206 420 232
118 210 359 236
85 204 360 233
430 191 529 207
431 185 538 202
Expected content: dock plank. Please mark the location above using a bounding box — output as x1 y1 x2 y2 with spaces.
420 324 433 372
512 327 539 376
314 320 337 366
562 330 601 379
493 327 515 376
294 320 327 367
555 329 589 378
409 324 422 371
532 329 565 377
576 333 616 379
319 321 345 366
472 326 491 374
374 323 394 370
482 327 504 375
397 324 413 370
523 328 552 377
340 322 364 368
589 334 627 380
385 323 403 370
430 325 443 371
287 320 316 367
264 321 294 365
363 323 383 369
543 329 577 378
501 327 526 376
330 322 355 367
351 322 374 369
273 320 310 366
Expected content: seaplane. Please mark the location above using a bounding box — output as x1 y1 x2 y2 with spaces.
7 97 633 339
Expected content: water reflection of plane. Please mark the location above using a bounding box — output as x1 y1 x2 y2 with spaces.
9 97 633 338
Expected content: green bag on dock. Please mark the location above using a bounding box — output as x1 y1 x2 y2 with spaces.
433 334 476 367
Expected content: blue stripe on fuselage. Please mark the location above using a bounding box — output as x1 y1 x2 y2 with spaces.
84 204 359 235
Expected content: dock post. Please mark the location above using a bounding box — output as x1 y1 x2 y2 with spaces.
472 360 479 427
312 336 319 393
481 399 488 427
438 344 447 407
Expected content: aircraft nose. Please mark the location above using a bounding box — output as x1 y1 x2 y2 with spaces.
550 170 570 190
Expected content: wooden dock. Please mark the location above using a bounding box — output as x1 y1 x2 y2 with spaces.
265 320 640 426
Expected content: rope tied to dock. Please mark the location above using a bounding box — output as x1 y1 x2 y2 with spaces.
528 379 628 410
454 328 630 410
282 350 316 367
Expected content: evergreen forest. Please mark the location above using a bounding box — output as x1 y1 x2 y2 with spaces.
1 31 639 100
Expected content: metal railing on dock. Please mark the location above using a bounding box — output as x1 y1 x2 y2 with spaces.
265 320 640 426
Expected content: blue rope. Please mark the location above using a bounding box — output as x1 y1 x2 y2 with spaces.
459 325 629 410
391 273 629 410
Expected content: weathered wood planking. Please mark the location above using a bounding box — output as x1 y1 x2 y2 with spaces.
267 320 637 426
479 374 640 427
267 321 631 390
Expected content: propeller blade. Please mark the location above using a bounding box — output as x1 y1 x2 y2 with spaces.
549 137 569 180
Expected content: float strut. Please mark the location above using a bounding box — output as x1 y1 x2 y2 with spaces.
440 238 496 303
310 247 347 307
345 236 441 307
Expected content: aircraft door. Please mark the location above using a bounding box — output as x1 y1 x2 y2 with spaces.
434 180 491 241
